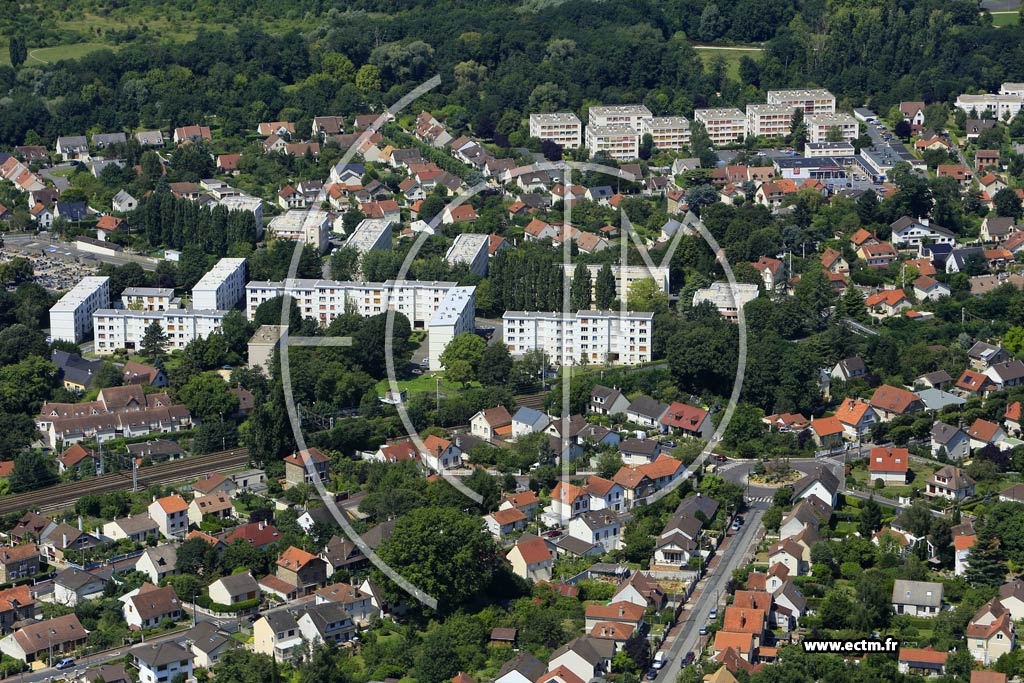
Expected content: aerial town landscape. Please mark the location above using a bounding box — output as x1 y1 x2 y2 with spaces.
5 1 1024 683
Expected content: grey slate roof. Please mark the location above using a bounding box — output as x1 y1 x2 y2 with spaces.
892 579 944 608
931 422 964 445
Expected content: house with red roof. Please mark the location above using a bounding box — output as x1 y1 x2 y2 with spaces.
898 647 947 675
1005 401 1022 435
868 447 909 484
147 495 188 538
224 521 281 549
548 482 590 521
420 435 461 471
470 406 513 442
752 257 785 292
484 508 527 538
57 444 97 475
864 288 910 318
956 369 997 398
808 416 844 448
276 546 327 595
856 241 897 268
967 418 1006 450
506 536 553 582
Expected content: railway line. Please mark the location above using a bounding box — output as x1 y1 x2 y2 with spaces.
0 448 250 516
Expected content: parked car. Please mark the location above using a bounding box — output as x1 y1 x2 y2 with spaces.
652 651 667 669
682 652 695 666
56 658 76 670
731 521 740 531
709 607 717 619
663 440 677 448
646 670 658 680
699 625 708 636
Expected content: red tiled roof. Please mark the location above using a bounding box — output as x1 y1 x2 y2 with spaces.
869 447 909 474
510 537 551 565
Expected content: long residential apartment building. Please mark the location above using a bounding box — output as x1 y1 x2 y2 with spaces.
94 309 228 355
746 103 797 139
245 279 476 369
529 113 583 148
502 310 654 366
693 108 746 146
588 105 653 130
191 258 246 311
806 113 859 143
49 276 111 343
641 117 691 151
766 88 836 114
585 124 640 161
955 92 1024 119
561 264 670 302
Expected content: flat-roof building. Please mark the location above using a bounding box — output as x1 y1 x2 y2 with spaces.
192 258 246 311
692 282 759 321
693 108 746 147
641 117 691 151
94 308 228 355
588 105 653 131
561 264 670 303
954 93 1024 119
268 209 332 254
121 287 175 311
746 103 797 139
346 218 393 255
427 286 476 371
766 88 836 114
806 112 859 143
804 141 855 158
585 124 641 161
50 277 111 343
529 113 583 149
503 310 654 366
445 233 490 276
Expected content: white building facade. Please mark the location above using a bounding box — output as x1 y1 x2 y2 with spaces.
806 113 859 143
445 233 490 276
746 104 797 138
693 108 746 146
50 276 111 343
766 88 836 114
503 310 653 366
529 113 583 148
192 258 246 311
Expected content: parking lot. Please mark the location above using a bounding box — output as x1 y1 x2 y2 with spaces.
1 241 99 291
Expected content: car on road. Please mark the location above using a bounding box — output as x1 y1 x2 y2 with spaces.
714 454 727 462
709 607 717 619
652 651 667 669
56 658 76 670
645 670 658 680
682 652 695 666
420 358 429 367
731 521 741 531
699 625 708 636
736 516 744 525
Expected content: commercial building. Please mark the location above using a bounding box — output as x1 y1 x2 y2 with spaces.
588 105 652 131
693 108 746 146
346 218 393 254
640 117 691 151
49 276 111 343
766 88 836 114
805 113 859 143
692 282 760 321
804 141 855 158
561 263 670 303
268 209 331 254
529 113 583 148
192 258 246 311
245 279 476 370
426 286 476 371
746 104 796 139
445 233 490 276
502 310 654 366
585 124 640 161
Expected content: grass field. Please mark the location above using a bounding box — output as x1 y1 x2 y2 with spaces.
991 10 1021 26
694 45 764 80
374 373 481 397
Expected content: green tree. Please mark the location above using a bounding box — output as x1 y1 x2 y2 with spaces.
477 342 512 386
964 523 1006 588
689 121 718 168
329 246 360 280
355 64 382 92
594 263 616 309
994 188 1024 219
175 537 216 574
570 262 592 311
140 321 169 360
8 36 26 69
858 496 882 538
789 108 807 147
374 506 498 614
627 277 669 313
439 332 486 385
8 450 57 493
93 362 124 389
178 373 240 421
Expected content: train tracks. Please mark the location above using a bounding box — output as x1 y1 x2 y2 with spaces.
0 448 251 515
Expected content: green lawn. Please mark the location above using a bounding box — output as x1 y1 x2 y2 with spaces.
23 43 115 65
374 373 481 397
991 11 1021 26
694 46 764 80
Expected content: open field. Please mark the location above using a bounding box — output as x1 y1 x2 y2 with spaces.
991 10 1021 26
694 45 764 80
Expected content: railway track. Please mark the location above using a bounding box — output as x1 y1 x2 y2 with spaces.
0 448 250 516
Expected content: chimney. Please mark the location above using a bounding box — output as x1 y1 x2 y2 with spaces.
77 516 82 531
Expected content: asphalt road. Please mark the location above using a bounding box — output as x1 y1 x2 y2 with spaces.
17 628 189 683
656 504 767 683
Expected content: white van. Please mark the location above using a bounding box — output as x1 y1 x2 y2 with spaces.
652 651 667 669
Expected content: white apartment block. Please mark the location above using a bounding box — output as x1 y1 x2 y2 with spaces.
93 308 227 354
588 105 652 131
746 103 797 138
641 117 691 151
426 286 476 371
806 113 859 143
445 233 490 276
217 194 264 236
692 282 759 322
192 257 246 311
346 218 393 254
1001 82 1024 97
585 124 641 161
49 276 111 343
502 310 654 366
529 113 583 148
693 108 746 146
766 88 836 114
121 287 175 312
955 93 1024 119
561 264 670 303
268 209 332 254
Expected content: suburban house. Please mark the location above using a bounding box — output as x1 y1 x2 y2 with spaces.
984 359 1024 391
865 289 910 319
967 418 1006 450
188 621 239 668
506 535 554 582
53 568 105 607
121 583 181 630
295 602 356 646
925 465 976 501
148 496 188 538
484 508 527 538
931 422 971 460
790 466 840 506
589 385 630 416
809 416 844 448
585 476 625 512
831 356 867 383
315 582 378 626
568 511 622 552
897 648 948 675
548 636 614 683
966 600 1015 665
870 385 924 421
1007 402 1022 435
283 448 330 487
470 406 513 441
618 438 661 466
276 546 327 595
892 579 944 617
495 653 547 683
253 611 303 662
625 396 669 428
511 407 550 440
135 545 177 583
660 402 713 439
208 572 259 607
0 614 88 663
187 493 234 526
857 242 899 269
913 276 950 301
0 545 39 584
500 491 541 520
834 398 876 438
868 447 910 484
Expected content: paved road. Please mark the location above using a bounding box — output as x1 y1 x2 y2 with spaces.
656 504 767 682
17 628 189 683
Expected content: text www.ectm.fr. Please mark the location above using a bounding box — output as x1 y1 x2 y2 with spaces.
802 637 900 654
